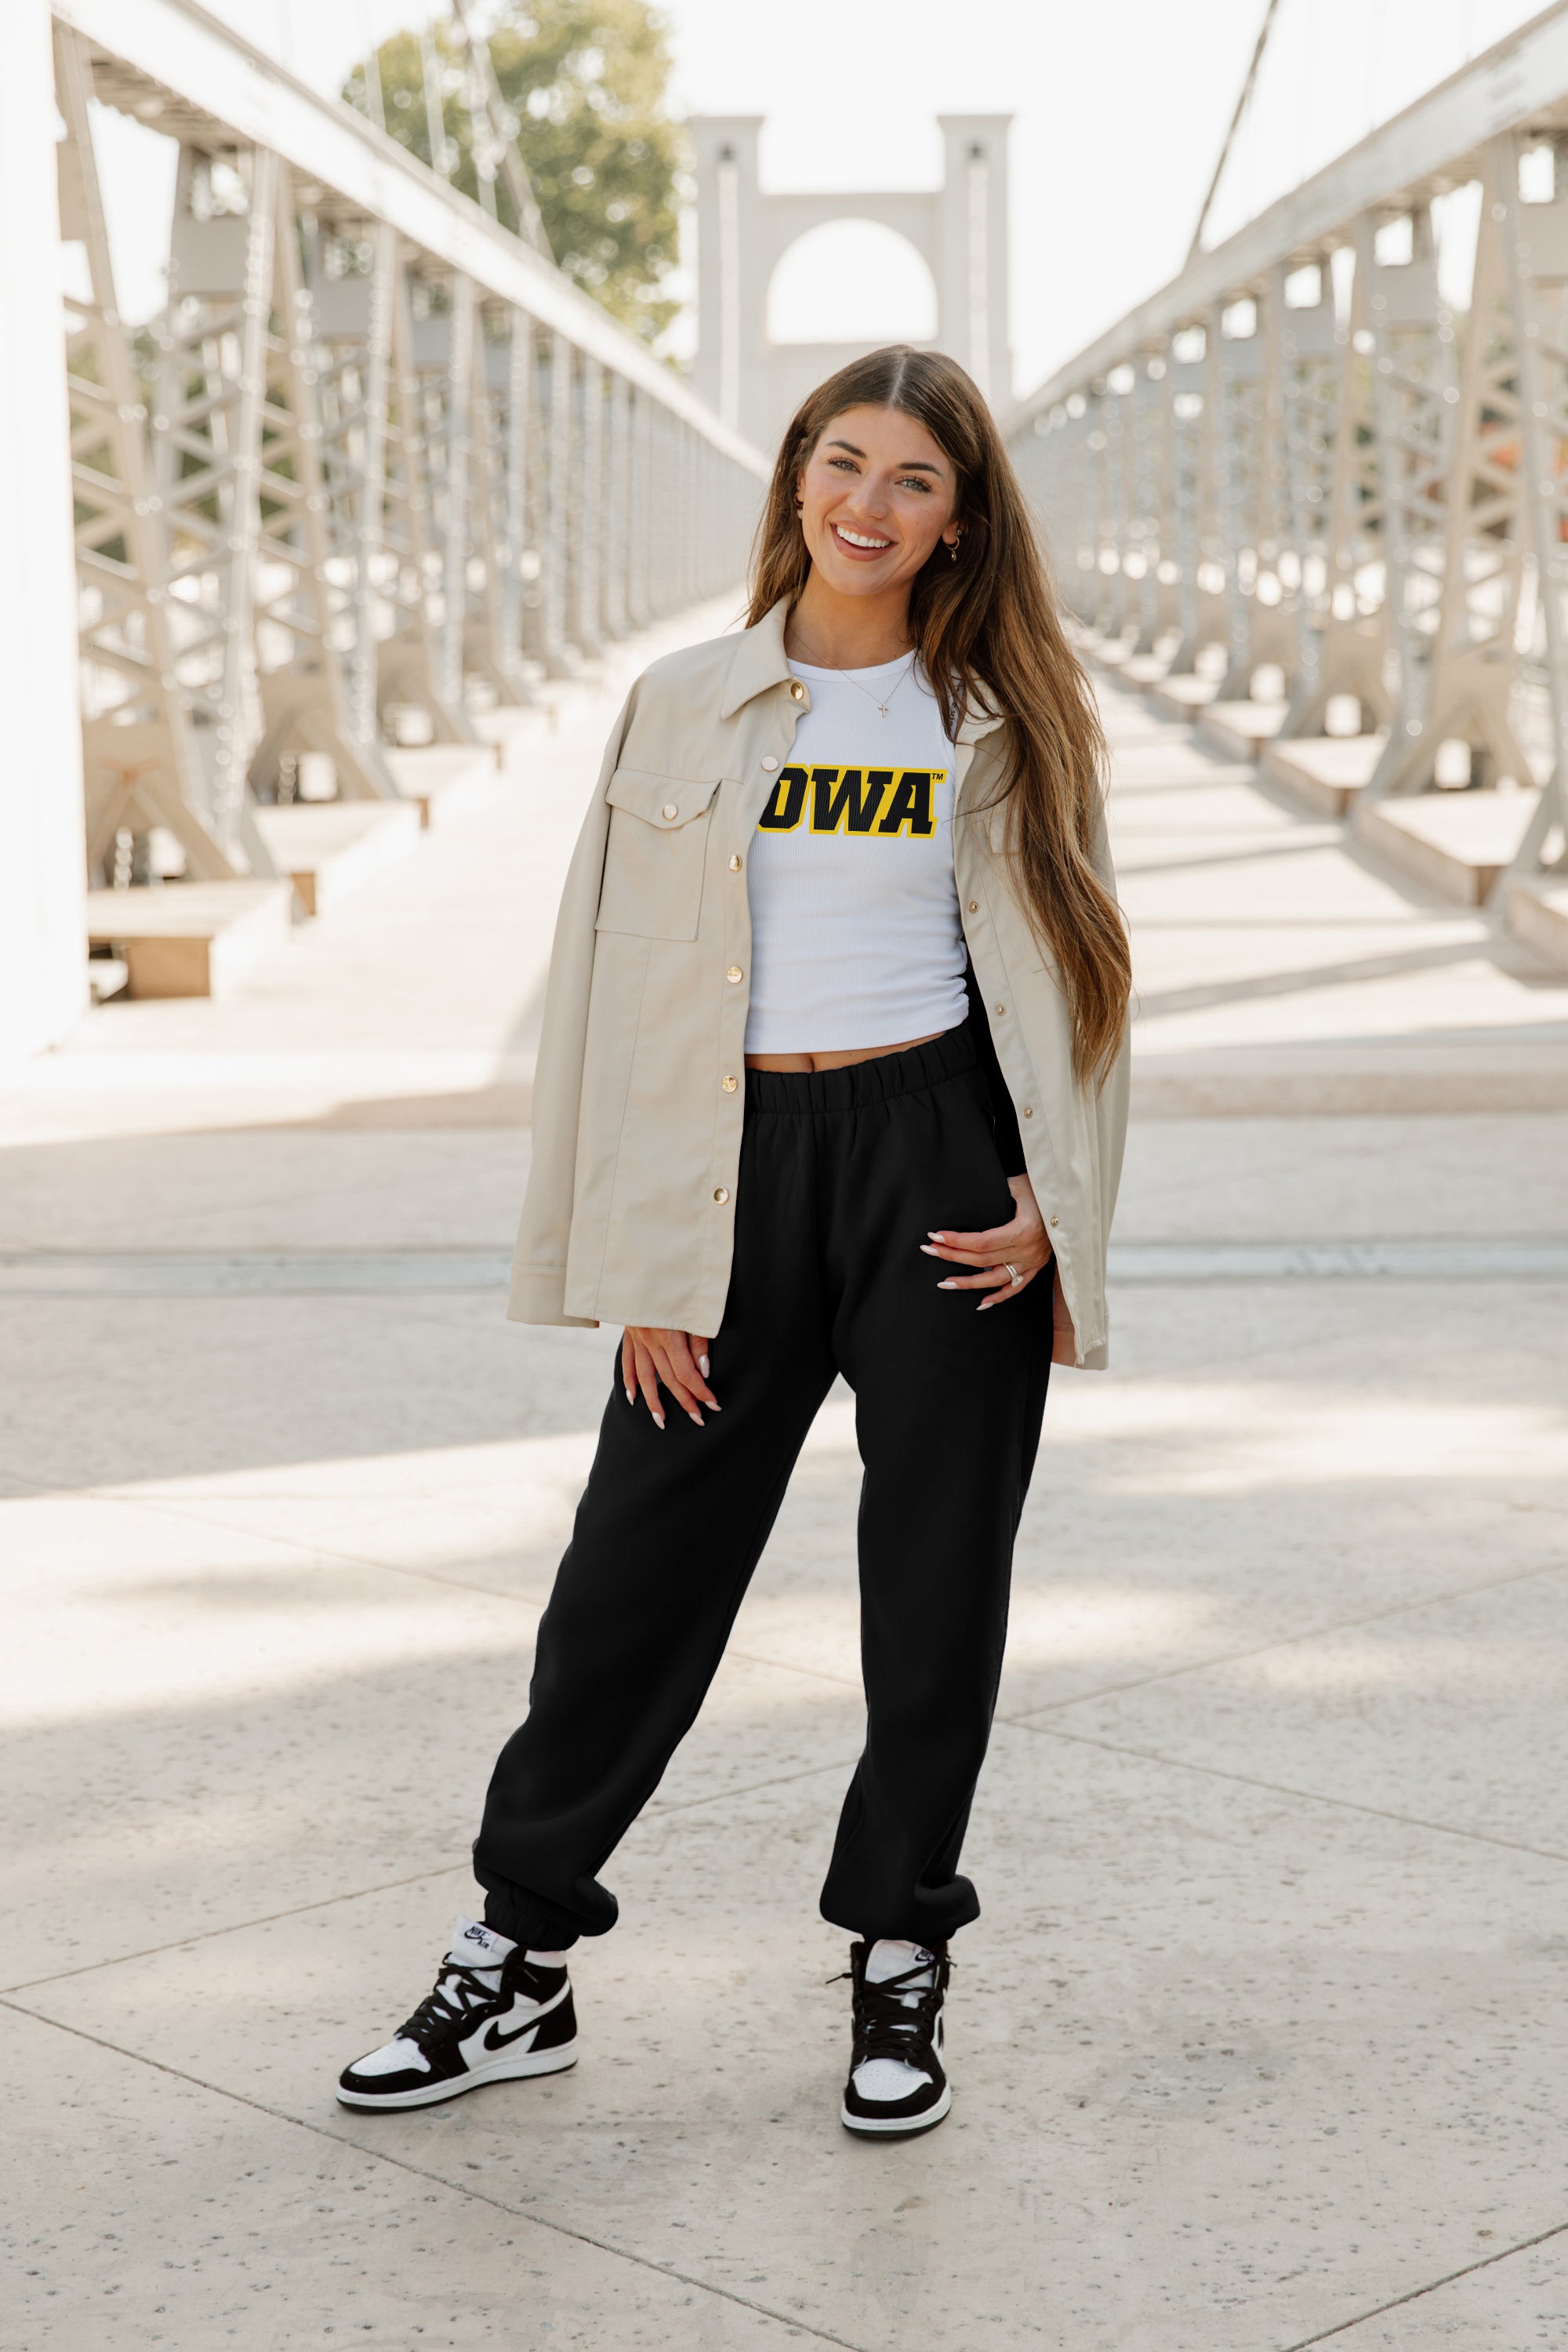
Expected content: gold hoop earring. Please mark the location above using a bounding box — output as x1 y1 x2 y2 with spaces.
947 537 960 563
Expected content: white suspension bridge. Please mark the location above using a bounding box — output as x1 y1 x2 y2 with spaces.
5 0 1568 1059
7 16 1568 2339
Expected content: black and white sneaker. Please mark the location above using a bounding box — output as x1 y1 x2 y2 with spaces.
839 1938 952 2138
337 1916 577 2111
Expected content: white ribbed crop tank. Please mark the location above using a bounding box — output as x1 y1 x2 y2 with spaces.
742 654 968 1054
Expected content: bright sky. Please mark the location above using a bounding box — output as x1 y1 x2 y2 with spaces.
89 0 1549 406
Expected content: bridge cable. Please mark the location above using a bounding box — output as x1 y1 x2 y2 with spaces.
356 0 386 129
447 0 554 259
1186 0 1287 263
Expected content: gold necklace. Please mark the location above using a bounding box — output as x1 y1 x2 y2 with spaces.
797 650 916 720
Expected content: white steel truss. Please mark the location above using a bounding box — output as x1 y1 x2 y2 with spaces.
252 165 404 805
307 221 397 757
1011 4 1568 897
1359 205 1465 796
49 2 767 889
1508 129 1568 865
466 301 534 707
151 139 278 866
54 22 238 884
1278 259 1388 738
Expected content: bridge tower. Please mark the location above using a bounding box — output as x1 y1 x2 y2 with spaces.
691 115 1012 452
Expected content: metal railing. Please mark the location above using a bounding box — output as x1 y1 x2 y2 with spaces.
52 0 768 887
1007 2 1568 898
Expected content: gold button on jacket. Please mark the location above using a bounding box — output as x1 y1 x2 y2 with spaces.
506 598 1131 1368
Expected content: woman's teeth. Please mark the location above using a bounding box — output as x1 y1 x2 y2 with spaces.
835 526 891 550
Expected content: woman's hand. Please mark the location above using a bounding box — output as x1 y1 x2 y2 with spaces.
622 1327 718 1430
921 1174 1053 1313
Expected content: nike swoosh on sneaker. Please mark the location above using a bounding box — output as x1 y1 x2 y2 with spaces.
481 2015 542 2053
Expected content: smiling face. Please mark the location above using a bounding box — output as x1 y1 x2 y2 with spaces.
794 404 962 602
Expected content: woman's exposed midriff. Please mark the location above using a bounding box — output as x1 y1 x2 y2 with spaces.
743 1028 947 1075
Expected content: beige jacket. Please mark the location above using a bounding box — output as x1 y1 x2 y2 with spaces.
508 599 1130 1367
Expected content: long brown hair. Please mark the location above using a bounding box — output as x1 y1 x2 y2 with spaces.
747 347 1130 1087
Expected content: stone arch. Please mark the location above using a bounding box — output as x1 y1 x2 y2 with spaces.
766 219 939 346
690 114 1012 452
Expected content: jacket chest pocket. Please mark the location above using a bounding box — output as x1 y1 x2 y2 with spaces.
594 769 720 942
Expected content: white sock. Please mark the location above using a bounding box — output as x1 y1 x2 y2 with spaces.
864 1938 931 1987
854 1939 938 2100
449 1915 511 1990
454 1919 568 1975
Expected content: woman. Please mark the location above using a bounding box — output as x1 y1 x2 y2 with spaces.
338 346 1131 2140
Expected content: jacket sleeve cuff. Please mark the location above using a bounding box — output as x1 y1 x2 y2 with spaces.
506 1265 599 1328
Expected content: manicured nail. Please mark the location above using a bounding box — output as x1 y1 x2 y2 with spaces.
919 1243 940 1255
927 1231 945 1242
625 1385 635 1406
688 1410 704 1427
652 1411 665 1429
698 1354 710 1377
938 1279 957 1290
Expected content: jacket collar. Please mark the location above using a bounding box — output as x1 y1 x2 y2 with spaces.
720 598 792 719
718 593 1005 743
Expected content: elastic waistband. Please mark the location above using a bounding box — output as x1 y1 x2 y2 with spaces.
743 1018 978 1116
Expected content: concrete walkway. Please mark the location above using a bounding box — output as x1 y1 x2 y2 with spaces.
4 622 1568 2350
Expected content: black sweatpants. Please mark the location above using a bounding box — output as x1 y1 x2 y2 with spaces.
474 1020 1052 1951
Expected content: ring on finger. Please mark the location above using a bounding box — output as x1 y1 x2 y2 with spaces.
1004 1261 1022 1287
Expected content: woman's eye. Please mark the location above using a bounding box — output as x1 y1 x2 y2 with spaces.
898 475 931 493
827 456 856 473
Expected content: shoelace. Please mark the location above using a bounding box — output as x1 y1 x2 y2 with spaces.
833 1952 953 2069
397 1958 505 2051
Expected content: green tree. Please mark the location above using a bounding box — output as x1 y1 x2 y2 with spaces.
350 3 684 345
